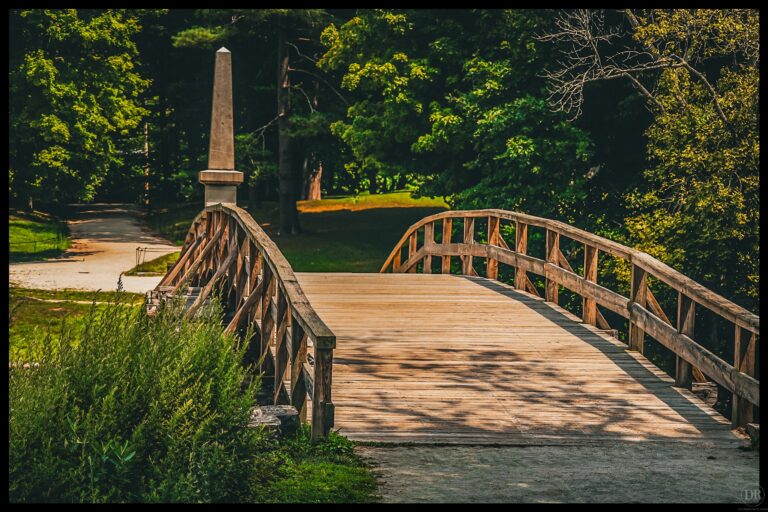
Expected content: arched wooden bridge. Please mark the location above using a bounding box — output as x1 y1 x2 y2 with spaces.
148 204 759 445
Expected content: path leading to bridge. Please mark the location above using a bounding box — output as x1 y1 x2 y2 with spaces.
9 204 178 294
355 443 759 503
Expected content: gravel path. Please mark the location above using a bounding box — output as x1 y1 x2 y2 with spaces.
356 443 760 503
9 203 179 294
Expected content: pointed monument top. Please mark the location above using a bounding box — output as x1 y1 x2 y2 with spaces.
200 47 242 206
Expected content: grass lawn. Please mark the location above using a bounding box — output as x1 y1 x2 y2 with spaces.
146 191 448 273
124 251 180 276
9 209 70 262
9 287 145 361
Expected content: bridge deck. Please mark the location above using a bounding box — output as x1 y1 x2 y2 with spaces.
296 273 746 446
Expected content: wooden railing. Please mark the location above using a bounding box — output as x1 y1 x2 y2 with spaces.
152 204 335 441
381 209 760 428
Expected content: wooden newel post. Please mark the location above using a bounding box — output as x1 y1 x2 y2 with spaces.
407 232 418 273
732 325 757 428
462 217 475 275
629 263 648 353
199 48 243 206
514 221 528 291
487 216 499 280
312 348 334 442
583 245 598 325
423 222 434 274
675 292 695 389
441 218 453 274
290 316 308 422
545 229 559 304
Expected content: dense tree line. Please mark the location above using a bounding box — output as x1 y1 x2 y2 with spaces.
8 8 758 313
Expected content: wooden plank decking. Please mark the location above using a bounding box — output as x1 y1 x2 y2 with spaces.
296 272 747 446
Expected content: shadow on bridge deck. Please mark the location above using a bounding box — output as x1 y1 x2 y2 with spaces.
296 272 747 446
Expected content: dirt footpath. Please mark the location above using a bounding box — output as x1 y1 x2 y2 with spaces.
357 443 760 503
9 203 179 294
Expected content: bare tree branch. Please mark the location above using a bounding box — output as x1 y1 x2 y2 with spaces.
288 67 350 107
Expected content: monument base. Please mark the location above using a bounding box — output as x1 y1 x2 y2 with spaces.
199 169 243 206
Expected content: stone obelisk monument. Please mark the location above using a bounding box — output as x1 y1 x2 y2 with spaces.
199 47 243 205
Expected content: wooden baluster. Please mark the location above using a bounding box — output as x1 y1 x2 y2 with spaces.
545 229 559 304
407 232 418 273
487 216 499 280
732 325 757 428
514 222 528 290
628 263 648 353
234 235 249 307
289 314 308 420
312 347 334 442
583 245 598 325
273 287 290 405
462 217 475 276
393 248 401 272
442 218 452 274
260 264 275 375
423 222 434 274
675 292 695 389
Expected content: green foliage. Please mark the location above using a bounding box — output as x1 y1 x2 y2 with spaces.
124 251 180 276
621 9 759 310
171 25 229 49
9 293 267 502
319 10 594 220
252 425 378 503
9 9 150 205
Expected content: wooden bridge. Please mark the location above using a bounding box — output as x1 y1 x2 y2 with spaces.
149 204 760 446
148 48 759 447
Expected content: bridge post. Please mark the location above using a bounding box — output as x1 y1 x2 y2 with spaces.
441 218 453 273
583 245 598 325
514 222 528 291
199 48 243 206
462 218 475 275
423 222 434 273
545 229 559 304
628 263 648 353
487 216 499 280
732 325 757 428
675 292 695 389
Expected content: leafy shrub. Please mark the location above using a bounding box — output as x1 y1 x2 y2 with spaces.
9 292 267 503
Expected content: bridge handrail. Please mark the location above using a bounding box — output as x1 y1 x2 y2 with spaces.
381 209 759 427
155 203 335 440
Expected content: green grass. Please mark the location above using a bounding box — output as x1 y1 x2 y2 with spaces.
147 191 448 273
9 209 71 262
9 287 145 361
253 426 378 503
124 252 180 276
300 190 447 213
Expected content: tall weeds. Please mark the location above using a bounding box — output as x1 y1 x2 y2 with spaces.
9 291 268 502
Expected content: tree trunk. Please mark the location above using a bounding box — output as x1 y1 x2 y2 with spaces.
307 155 322 201
277 22 300 235
143 121 150 206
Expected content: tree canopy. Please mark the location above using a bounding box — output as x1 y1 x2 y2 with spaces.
8 8 759 312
